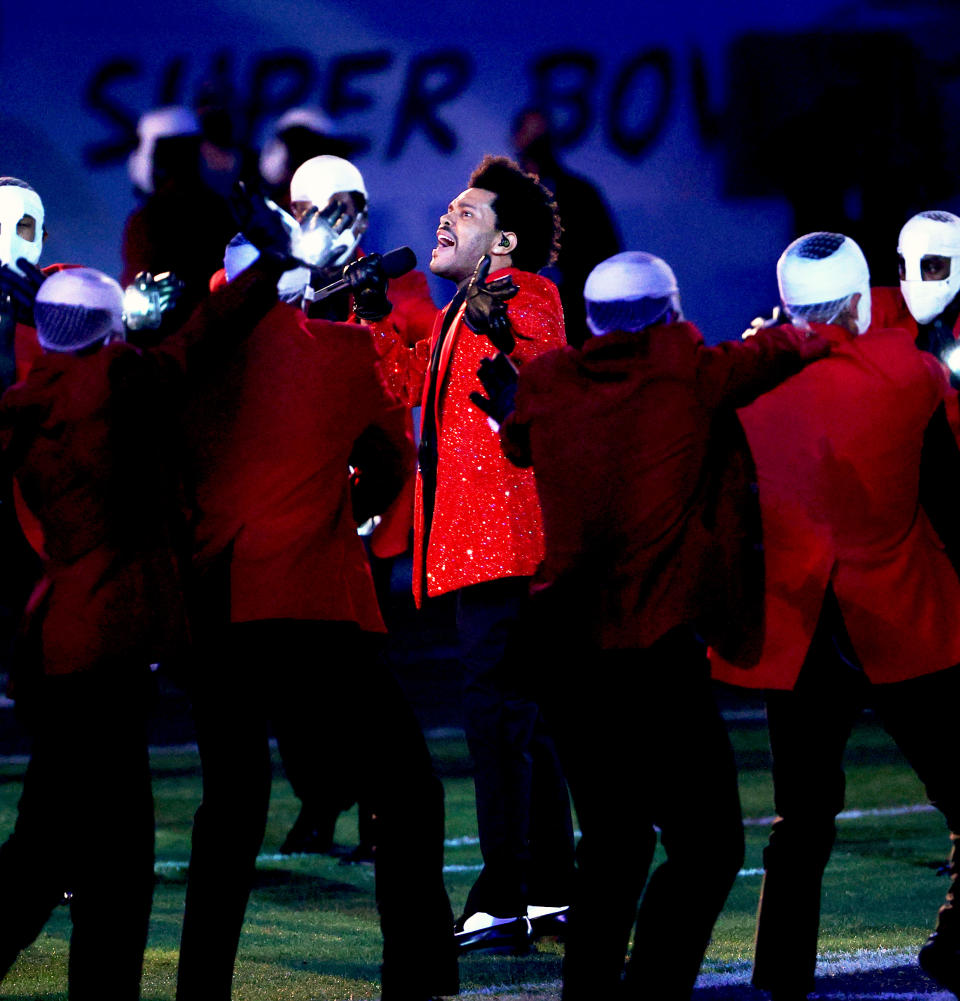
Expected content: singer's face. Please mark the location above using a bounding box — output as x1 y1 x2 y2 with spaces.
430 187 501 283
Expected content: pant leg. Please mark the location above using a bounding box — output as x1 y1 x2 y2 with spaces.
456 576 574 918
870 663 960 942
273 682 356 851
0 708 75 981
268 621 457 1000
752 610 866 995
176 623 274 1001
547 631 743 1001
0 669 154 1001
624 637 744 1001
546 651 656 1000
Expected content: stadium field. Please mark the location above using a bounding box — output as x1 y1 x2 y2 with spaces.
0 697 955 999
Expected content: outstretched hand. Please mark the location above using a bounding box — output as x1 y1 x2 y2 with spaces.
464 255 520 354
122 271 186 332
343 253 393 321
469 352 519 426
228 182 300 271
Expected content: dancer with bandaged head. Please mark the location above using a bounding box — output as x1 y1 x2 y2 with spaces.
474 249 830 999
712 232 960 1001
0 248 287 1000
176 182 456 1001
211 155 437 863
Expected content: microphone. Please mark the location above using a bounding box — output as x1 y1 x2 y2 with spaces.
304 247 417 303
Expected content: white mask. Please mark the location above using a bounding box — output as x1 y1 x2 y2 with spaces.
897 211 960 326
0 183 44 274
289 155 368 269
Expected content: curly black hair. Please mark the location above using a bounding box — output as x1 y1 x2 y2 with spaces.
468 154 561 274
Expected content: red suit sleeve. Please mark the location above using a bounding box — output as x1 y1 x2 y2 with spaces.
695 323 831 412
363 269 437 406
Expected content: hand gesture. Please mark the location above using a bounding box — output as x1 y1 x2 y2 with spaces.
464 255 519 354
343 253 392 321
228 182 300 271
469 352 519 425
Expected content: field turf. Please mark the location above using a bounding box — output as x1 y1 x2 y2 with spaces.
0 695 954 999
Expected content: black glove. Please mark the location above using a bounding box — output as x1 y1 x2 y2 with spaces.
228 182 299 271
343 253 393 321
464 255 519 354
122 271 185 331
0 258 46 327
469 353 519 425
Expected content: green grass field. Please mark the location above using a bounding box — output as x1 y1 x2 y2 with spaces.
0 704 951 999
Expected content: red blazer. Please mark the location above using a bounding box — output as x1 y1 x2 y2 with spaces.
412 268 566 604
184 301 414 631
502 322 827 659
209 262 435 561
0 263 279 676
871 285 960 439
13 264 109 559
712 323 960 689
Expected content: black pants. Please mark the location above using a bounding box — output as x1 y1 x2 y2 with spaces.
175 619 457 1001
0 667 155 1000
753 594 960 994
455 576 576 918
539 628 744 1001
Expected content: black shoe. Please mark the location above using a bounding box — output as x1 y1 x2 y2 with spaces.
279 809 337 855
920 933 960 996
453 913 532 955
528 904 569 940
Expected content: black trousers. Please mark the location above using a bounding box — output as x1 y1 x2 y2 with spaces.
538 628 745 1001
454 576 576 918
0 667 155 1000
753 595 960 994
175 619 457 1001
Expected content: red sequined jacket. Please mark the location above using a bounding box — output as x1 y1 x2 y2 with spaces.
411 268 566 604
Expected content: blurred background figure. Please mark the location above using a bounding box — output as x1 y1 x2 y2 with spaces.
511 107 621 347
121 91 256 324
258 106 361 210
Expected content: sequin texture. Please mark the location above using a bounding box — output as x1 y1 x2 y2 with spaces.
412 269 567 603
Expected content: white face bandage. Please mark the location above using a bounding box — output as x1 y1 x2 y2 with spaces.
778 232 871 334
583 251 683 336
0 183 44 274
289 155 368 269
897 211 960 325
